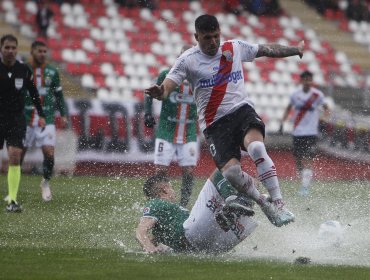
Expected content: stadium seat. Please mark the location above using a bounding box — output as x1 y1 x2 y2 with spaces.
81 74 96 89
9 0 366 133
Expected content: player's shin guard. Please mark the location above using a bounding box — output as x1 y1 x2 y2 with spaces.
247 141 282 201
7 165 21 203
222 165 261 202
180 173 193 207
43 157 54 181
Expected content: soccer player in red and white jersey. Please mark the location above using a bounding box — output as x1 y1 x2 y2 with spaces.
280 70 330 196
145 14 304 227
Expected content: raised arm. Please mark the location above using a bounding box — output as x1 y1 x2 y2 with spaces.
144 78 178 101
279 103 293 134
256 40 305 58
281 103 293 123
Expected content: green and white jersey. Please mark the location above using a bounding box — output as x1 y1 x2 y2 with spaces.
145 69 197 144
24 63 66 126
142 198 189 251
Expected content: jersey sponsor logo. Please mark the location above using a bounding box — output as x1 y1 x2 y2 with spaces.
199 70 242 88
15 78 23 89
143 207 150 215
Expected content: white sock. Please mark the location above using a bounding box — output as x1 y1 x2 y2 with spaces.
301 169 313 189
222 165 262 202
241 171 263 202
247 141 282 201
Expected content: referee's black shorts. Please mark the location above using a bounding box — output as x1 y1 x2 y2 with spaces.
203 104 265 169
0 114 26 149
293 135 318 161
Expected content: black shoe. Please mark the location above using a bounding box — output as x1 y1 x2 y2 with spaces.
215 210 233 232
224 195 255 217
5 201 22 213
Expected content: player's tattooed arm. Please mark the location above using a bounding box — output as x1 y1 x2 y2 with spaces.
257 41 304 58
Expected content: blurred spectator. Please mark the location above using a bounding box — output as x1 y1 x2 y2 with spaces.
36 1 54 38
244 0 282 16
346 0 367 22
304 0 339 15
263 0 282 16
115 0 157 10
223 0 242 15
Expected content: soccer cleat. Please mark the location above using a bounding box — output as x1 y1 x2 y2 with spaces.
215 210 233 232
40 179 52 202
224 195 255 217
6 200 22 213
259 195 295 227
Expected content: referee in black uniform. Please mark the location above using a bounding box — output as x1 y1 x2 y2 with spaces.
0 34 45 212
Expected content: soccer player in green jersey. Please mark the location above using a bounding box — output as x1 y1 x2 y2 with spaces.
144 46 198 207
136 170 258 253
21 40 68 202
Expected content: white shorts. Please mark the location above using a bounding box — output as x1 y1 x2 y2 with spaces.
183 179 258 253
154 138 199 167
24 125 56 148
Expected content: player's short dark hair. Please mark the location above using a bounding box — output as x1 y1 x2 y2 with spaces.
1 34 18 47
195 14 220 33
143 173 169 199
31 40 47 49
300 70 313 79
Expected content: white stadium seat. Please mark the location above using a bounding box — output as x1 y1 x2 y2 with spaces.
75 17 88 28
5 11 18 25
106 6 118 17
154 20 167 32
61 49 75 63
117 77 129 89
105 75 118 88
161 10 175 22
140 8 152 21
75 50 88 63
60 3 72 14
101 63 115 75
25 1 37 14
81 74 95 89
72 4 85 16
97 88 110 99
97 17 110 29
105 40 119 53
90 28 103 41
82 38 97 52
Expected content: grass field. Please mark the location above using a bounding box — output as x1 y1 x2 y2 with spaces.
0 174 369 280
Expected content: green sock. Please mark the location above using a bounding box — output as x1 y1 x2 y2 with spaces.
213 170 238 199
8 165 21 203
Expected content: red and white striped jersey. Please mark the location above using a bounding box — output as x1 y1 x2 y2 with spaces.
290 86 327 136
167 40 258 132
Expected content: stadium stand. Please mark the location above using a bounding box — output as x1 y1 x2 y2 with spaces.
1 0 369 159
